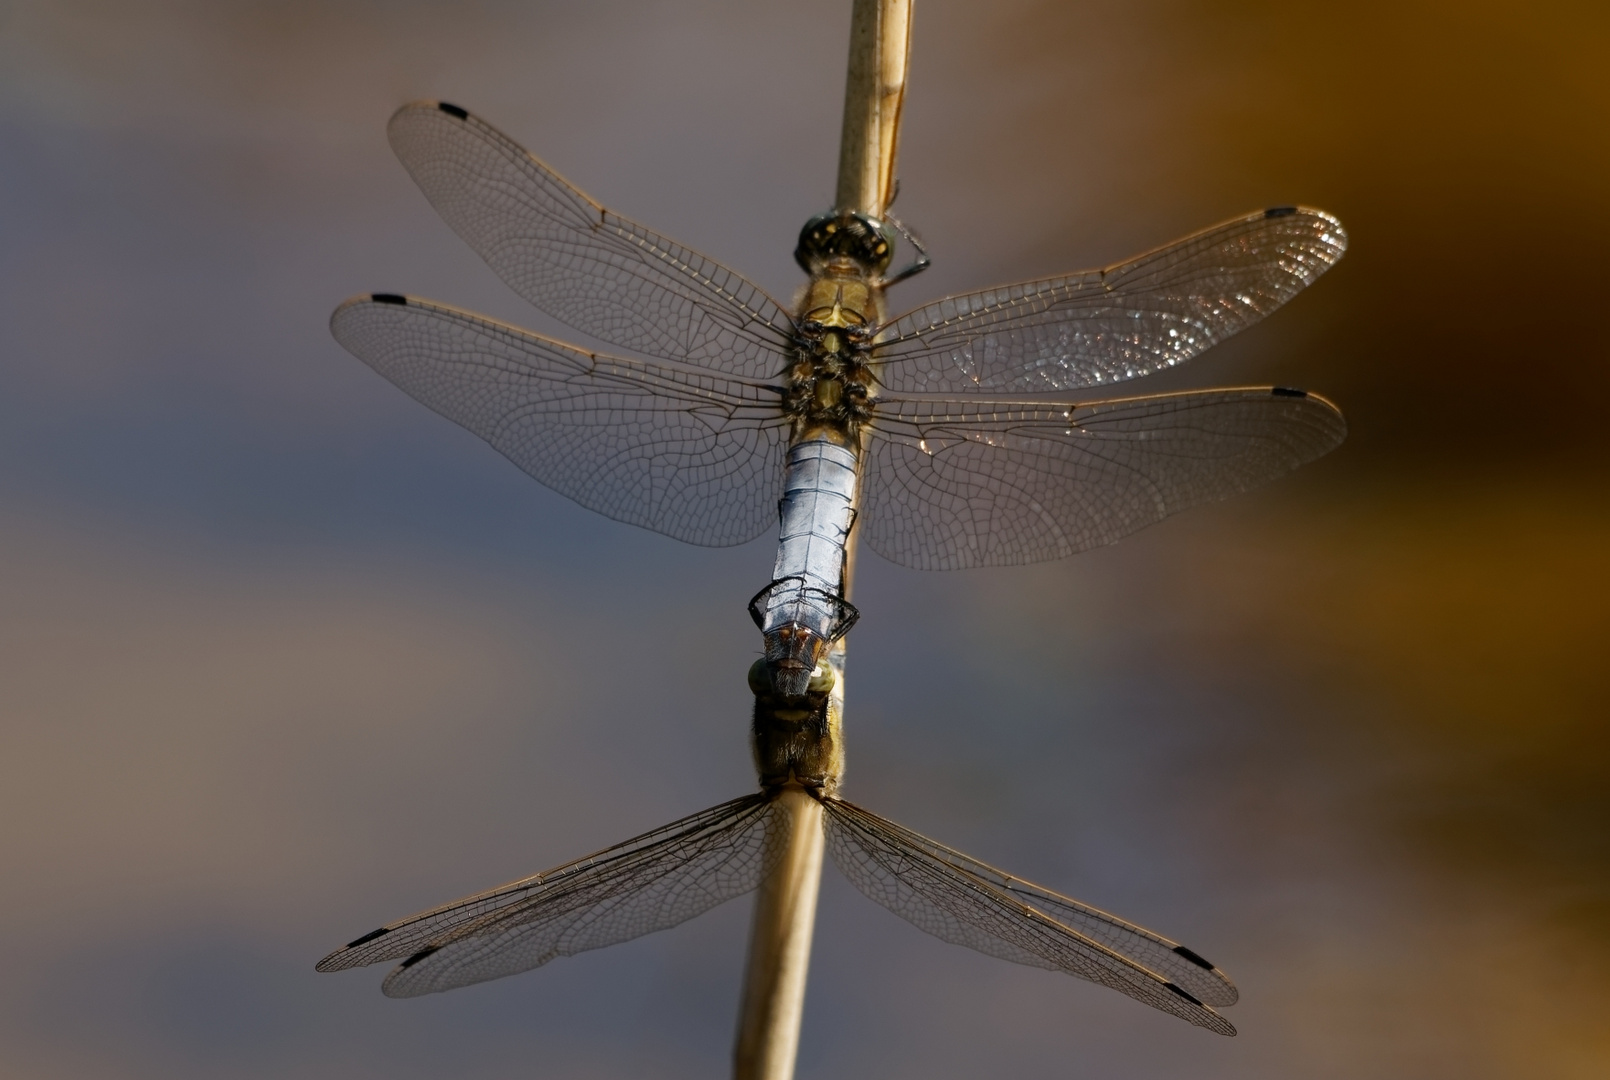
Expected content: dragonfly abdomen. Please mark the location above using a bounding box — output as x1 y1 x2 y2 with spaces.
776 439 856 586
750 437 859 699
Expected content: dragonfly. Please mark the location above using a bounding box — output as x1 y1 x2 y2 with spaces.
319 663 1240 1035
318 99 1348 1035
333 101 1345 698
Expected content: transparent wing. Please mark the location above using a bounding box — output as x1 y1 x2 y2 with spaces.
859 386 1344 570
977 869 1236 1007
823 798 1235 1034
331 294 790 547
316 794 777 997
387 101 796 379
875 207 1346 394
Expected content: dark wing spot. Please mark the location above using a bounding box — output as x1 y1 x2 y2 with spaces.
437 102 469 120
1271 386 1307 398
1164 982 1206 1007
1172 944 1216 970
371 293 408 306
400 945 441 969
345 927 392 949
1264 205 1298 218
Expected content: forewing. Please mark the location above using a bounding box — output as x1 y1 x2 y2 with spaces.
823 798 1235 1034
876 207 1346 394
331 295 789 547
861 387 1345 570
317 794 776 997
387 101 796 379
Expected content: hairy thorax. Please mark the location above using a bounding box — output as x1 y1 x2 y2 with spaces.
783 260 884 443
749 659 843 796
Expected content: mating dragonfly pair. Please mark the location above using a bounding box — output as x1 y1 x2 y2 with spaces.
316 101 1347 1036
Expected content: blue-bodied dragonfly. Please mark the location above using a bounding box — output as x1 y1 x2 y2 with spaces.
316 101 1347 1036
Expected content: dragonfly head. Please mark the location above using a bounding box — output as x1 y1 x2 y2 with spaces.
748 656 835 701
748 579 860 700
761 623 829 699
794 211 895 277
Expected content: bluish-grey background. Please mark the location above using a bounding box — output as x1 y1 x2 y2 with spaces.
2 1 1606 1077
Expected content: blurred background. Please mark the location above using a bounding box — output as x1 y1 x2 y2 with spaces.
1 1 1605 1077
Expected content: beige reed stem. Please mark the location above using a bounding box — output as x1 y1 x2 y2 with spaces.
731 3 911 1079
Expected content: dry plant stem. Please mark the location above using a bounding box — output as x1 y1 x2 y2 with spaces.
835 0 912 216
732 3 910 1078
732 789 827 1080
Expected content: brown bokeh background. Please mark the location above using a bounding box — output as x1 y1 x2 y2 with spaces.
1 1 1605 1077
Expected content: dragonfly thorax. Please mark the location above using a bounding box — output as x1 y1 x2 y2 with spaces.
748 658 843 795
781 356 872 435
786 269 882 434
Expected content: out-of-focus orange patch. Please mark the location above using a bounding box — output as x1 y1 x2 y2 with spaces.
1144 477 1610 928
1173 480 1610 746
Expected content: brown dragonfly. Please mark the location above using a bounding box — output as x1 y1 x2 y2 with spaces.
318 99 1348 1037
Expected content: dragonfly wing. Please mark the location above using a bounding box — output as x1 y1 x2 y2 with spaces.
861 386 1345 570
875 207 1346 394
332 294 789 547
822 797 1236 1034
993 877 1237 1007
387 101 796 379
317 794 777 997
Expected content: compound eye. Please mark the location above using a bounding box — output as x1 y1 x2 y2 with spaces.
748 658 771 697
807 663 836 695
